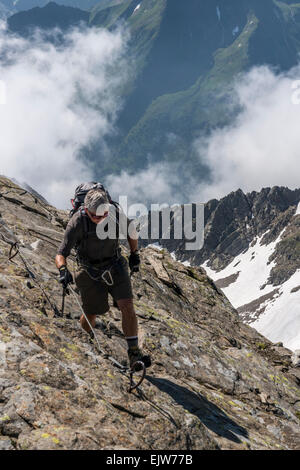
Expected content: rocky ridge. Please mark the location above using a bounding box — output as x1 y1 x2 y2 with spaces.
144 187 300 329
1 176 300 450
156 186 300 273
7 1 89 36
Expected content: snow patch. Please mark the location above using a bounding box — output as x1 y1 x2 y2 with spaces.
182 260 191 267
133 3 141 13
203 229 300 350
148 242 163 251
253 269 300 350
295 202 300 216
202 230 284 308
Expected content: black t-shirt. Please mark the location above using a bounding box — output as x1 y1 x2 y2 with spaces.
57 206 131 263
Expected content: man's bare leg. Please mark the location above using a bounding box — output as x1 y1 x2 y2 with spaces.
80 313 96 334
117 298 138 338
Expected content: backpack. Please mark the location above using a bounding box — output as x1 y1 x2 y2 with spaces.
70 182 121 262
69 182 113 219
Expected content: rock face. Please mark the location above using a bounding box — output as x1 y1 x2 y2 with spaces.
143 186 300 349
154 186 300 271
1 176 300 450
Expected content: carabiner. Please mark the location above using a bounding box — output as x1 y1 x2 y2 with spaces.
101 269 114 286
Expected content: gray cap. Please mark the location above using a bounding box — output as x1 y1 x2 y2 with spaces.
84 189 110 214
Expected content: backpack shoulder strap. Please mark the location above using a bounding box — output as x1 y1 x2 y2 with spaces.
80 208 89 239
74 209 89 257
111 201 121 221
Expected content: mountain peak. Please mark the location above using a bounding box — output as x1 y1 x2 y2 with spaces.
7 1 89 35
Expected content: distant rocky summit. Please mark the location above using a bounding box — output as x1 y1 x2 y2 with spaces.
1 176 300 450
143 186 300 351
7 2 89 36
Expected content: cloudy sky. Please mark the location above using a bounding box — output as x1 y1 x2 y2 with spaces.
0 19 299 209
192 65 300 203
0 22 129 208
107 64 300 206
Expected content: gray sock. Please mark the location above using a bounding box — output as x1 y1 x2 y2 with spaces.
126 336 138 349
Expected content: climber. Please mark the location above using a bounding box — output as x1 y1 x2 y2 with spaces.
55 187 151 371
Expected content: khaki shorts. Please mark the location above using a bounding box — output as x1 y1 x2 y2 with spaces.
75 256 133 316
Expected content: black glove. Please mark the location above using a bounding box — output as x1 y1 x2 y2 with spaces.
59 266 73 289
129 251 140 273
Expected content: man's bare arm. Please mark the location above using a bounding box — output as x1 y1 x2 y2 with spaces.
127 236 138 253
55 254 67 270
127 222 139 253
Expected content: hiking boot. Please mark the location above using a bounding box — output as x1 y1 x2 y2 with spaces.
128 346 151 371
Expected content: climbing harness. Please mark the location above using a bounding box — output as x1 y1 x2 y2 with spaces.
76 208 122 287
78 258 119 286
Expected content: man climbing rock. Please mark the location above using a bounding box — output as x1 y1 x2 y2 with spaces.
55 187 151 370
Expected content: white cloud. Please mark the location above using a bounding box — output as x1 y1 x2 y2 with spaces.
106 65 300 207
2 29 298 212
0 22 129 208
105 162 182 207
192 65 300 202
